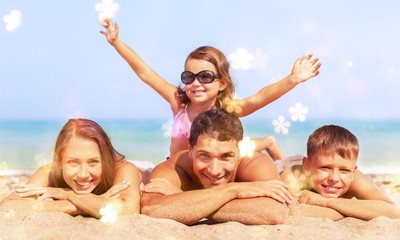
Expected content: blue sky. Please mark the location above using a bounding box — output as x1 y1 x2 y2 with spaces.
1 0 400 120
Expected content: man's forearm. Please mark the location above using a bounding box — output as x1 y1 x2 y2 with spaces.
208 197 289 225
141 186 238 225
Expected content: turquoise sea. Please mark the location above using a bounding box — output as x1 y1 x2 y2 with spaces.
0 119 399 174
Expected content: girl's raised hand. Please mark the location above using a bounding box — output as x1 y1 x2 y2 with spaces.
291 54 321 83
99 18 119 45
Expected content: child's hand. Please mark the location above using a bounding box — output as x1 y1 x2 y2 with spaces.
298 190 328 207
99 18 119 45
290 54 321 83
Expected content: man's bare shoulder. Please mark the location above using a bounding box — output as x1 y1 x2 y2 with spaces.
149 150 195 190
236 152 280 182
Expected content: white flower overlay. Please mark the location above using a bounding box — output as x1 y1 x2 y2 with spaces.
251 48 269 70
95 0 119 21
229 48 254 70
0 161 9 170
3 10 22 31
272 116 291 134
34 151 52 168
100 203 117 223
161 118 173 138
289 102 309 122
238 136 256 158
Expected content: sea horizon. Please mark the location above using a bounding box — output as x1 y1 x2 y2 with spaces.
1 118 399 175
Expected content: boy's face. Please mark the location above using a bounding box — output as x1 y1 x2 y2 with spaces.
303 152 357 198
189 134 240 189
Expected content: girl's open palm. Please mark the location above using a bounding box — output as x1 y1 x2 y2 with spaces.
100 18 119 45
291 54 321 83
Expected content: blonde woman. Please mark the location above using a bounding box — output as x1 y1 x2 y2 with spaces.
0 118 142 218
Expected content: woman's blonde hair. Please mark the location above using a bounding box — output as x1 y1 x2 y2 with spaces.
177 46 235 108
49 118 124 195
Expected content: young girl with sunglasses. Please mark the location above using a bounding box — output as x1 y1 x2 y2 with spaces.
99 18 321 159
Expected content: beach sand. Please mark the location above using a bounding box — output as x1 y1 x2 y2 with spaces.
1 174 400 240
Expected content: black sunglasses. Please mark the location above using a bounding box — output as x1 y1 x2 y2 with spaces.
181 70 221 84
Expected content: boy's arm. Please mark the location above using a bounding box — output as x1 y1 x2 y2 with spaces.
237 54 320 117
298 171 400 220
280 165 346 220
299 190 400 220
281 166 399 220
348 170 395 203
100 19 179 111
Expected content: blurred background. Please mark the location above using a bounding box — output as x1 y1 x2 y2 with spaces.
1 0 399 171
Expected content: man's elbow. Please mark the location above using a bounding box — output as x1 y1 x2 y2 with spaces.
385 207 400 219
141 205 199 225
237 206 288 225
0 200 12 210
260 205 288 225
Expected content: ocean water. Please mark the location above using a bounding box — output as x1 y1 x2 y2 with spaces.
0 119 399 174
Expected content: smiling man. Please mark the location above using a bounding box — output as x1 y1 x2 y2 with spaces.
140 109 292 225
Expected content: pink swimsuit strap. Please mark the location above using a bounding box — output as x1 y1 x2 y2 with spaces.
172 106 191 139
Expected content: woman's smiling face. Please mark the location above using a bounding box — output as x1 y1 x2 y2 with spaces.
61 136 102 194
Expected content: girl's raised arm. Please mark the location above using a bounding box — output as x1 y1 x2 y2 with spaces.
100 18 179 111
236 54 320 117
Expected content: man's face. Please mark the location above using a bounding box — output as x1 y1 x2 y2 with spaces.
189 134 240 189
303 153 357 198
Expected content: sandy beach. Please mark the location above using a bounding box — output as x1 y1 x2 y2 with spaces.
1 173 400 240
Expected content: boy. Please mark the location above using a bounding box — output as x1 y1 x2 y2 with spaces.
281 125 400 220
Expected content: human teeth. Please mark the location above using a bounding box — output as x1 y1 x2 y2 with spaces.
323 185 340 192
207 176 222 181
76 181 91 186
